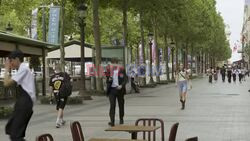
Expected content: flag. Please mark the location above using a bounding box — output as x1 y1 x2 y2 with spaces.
48 6 60 44
31 8 38 39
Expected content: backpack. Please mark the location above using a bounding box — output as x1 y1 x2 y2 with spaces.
59 72 72 98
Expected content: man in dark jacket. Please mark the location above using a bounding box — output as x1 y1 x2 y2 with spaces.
106 59 127 126
221 66 226 82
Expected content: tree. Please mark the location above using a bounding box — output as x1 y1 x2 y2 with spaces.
92 0 103 91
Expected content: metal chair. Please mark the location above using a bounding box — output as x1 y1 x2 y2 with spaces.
70 121 85 141
36 134 54 141
185 136 198 141
135 118 165 141
168 123 179 141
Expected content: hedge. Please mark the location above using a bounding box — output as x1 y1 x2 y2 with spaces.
40 96 83 105
0 106 13 119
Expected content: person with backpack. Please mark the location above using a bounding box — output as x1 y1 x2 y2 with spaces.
4 50 35 141
49 64 72 128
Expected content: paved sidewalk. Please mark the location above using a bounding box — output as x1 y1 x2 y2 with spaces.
1 76 250 141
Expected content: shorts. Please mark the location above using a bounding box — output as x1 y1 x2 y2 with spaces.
55 94 68 110
178 80 188 94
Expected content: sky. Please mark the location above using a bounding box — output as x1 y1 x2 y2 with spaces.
216 0 245 62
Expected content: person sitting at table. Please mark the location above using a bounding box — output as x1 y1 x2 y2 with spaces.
106 58 127 126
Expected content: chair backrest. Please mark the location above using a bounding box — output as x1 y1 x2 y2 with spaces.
168 123 179 141
185 136 198 141
36 134 54 141
70 121 85 141
135 118 165 141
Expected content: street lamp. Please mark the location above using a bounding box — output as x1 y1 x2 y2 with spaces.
170 41 175 80
77 3 87 96
6 22 13 32
148 33 154 84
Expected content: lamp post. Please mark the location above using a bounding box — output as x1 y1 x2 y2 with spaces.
6 22 13 32
170 41 175 80
78 3 87 95
148 33 154 84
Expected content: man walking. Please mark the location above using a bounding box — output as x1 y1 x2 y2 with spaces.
106 58 127 126
49 64 71 128
227 66 232 83
221 66 226 82
4 50 35 141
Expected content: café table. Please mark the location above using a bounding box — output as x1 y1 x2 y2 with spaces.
105 125 160 139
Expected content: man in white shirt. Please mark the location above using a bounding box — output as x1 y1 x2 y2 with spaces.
4 50 35 141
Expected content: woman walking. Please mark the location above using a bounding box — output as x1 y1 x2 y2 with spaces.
176 65 189 110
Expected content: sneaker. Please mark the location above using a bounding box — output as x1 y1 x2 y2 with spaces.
56 122 61 128
61 120 66 125
120 120 124 124
108 122 114 127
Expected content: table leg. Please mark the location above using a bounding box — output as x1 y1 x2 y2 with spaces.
131 132 137 139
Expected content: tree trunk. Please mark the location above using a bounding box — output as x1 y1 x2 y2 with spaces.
190 45 193 76
122 0 128 68
59 0 66 72
176 42 179 70
136 44 139 67
195 55 199 74
185 42 189 69
201 51 204 73
171 47 175 81
164 35 170 81
139 10 146 86
153 19 160 83
204 53 206 73
93 0 103 91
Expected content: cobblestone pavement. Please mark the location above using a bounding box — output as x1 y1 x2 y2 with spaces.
1 76 250 141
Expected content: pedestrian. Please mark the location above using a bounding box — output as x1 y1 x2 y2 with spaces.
232 68 237 83
176 65 189 110
130 66 140 93
207 67 213 83
221 66 226 82
238 67 242 83
49 64 72 128
213 69 218 82
227 67 232 83
4 50 35 141
106 58 127 126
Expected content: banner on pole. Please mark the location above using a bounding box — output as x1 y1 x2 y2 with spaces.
48 6 60 44
31 8 38 39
